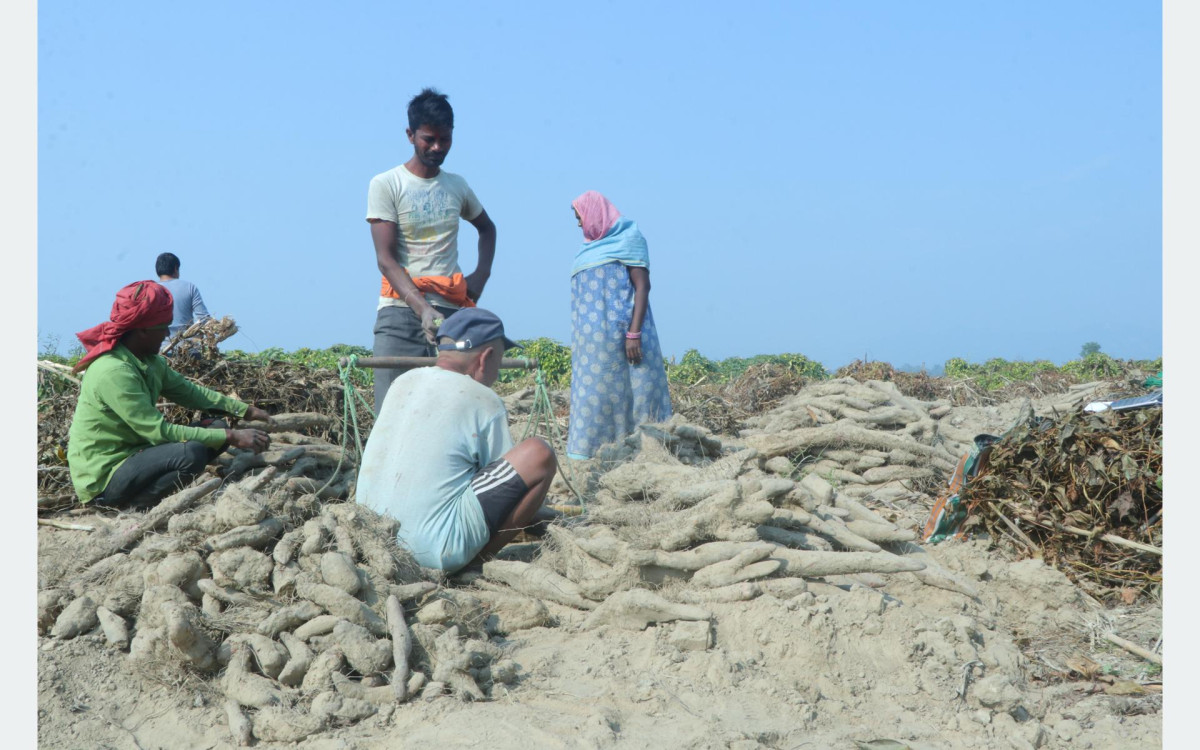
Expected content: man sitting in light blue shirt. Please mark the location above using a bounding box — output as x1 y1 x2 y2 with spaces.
156 252 212 338
355 308 558 572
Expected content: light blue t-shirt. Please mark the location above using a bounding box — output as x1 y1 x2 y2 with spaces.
159 277 212 336
355 367 514 571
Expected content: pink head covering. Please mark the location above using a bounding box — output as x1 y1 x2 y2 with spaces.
74 280 175 372
572 190 622 242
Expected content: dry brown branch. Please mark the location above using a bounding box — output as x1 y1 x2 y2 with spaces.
1103 632 1163 666
37 360 82 386
960 407 1161 597
1059 525 1162 557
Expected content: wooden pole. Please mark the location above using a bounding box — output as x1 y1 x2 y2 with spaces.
339 356 539 371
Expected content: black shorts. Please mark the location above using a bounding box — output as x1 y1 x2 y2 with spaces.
471 458 529 535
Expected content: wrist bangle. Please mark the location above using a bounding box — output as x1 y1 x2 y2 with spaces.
625 331 641 340
404 288 421 307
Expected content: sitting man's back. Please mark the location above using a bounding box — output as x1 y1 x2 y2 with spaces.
356 307 556 572
357 366 509 570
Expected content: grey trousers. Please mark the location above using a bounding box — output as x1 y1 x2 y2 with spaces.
96 418 229 508
372 304 457 414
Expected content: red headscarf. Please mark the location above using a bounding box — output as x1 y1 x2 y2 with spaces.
73 280 175 372
572 190 622 242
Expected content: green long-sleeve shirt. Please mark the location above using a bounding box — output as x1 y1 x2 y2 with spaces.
67 344 249 502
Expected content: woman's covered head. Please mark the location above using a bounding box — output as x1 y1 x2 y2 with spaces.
571 190 622 241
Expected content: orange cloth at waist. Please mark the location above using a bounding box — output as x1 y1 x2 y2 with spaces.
380 273 476 308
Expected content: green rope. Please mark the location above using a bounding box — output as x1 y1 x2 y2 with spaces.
521 367 585 511
319 355 374 496
519 367 550 441
339 355 372 458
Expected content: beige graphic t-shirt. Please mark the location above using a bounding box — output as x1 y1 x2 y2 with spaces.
366 164 484 310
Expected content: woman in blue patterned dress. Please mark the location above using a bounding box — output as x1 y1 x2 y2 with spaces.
567 190 673 460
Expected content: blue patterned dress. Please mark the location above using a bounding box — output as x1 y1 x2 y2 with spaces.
567 261 673 459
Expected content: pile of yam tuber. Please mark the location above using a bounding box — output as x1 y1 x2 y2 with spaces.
39 419 515 744
39 376 997 745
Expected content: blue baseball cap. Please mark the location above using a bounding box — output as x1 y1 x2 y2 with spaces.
436 307 521 352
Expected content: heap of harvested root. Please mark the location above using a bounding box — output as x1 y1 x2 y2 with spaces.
500 377 984 611
664 357 1140 437
38 428 521 744
523 416 980 616
959 407 1163 597
39 372 998 746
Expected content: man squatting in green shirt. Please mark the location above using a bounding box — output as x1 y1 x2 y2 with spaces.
67 280 274 507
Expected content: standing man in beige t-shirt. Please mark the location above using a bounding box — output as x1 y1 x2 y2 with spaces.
366 87 498 414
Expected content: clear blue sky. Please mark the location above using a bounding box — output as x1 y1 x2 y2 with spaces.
36 1 1162 370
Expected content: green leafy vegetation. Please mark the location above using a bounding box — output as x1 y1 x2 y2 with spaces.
665 348 722 386
1061 352 1160 382
663 350 828 385
39 335 84 367
499 337 573 387
720 353 829 381
38 333 1162 397
943 357 1060 391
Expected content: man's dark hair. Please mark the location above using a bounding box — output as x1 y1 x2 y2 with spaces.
155 252 180 277
407 88 454 132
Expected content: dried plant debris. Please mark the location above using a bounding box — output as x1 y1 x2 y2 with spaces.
959 407 1162 598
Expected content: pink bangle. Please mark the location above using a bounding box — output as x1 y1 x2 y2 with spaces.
625 331 641 340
